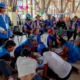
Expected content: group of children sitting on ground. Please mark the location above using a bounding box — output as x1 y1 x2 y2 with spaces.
0 27 80 80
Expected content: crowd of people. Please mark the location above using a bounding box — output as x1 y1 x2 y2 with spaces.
0 2 80 80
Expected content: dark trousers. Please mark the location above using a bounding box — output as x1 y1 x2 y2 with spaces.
0 59 12 78
73 30 77 40
47 66 78 80
0 38 8 46
67 31 73 40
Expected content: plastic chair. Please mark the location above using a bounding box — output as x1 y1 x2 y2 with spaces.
13 26 25 44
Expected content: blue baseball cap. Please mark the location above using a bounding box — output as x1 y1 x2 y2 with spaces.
28 37 37 41
38 43 46 53
0 3 6 8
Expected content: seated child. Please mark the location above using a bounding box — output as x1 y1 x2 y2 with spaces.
0 40 16 70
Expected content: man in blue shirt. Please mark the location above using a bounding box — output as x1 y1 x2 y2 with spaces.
14 37 38 61
0 3 11 46
45 14 53 27
32 28 41 44
47 29 56 49
23 14 33 37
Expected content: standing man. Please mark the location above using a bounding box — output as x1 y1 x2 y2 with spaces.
0 3 11 46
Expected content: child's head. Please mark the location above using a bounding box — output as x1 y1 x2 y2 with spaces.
21 49 31 57
4 40 16 52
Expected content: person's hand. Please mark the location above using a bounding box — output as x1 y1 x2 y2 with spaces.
2 30 6 34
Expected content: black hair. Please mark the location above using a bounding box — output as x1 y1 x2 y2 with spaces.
20 49 31 57
58 37 66 45
74 16 78 19
41 48 49 56
3 40 16 49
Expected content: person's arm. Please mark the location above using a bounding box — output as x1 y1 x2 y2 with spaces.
5 61 15 71
0 54 15 71
0 27 6 34
49 40 53 49
24 26 32 33
42 54 49 78
43 64 48 77
61 46 68 57
24 26 27 31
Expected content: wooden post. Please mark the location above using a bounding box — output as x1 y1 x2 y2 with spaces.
72 0 75 12
26 0 28 13
75 1 80 12
63 0 71 12
41 0 45 11
61 0 63 13
45 0 51 13
31 0 33 16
